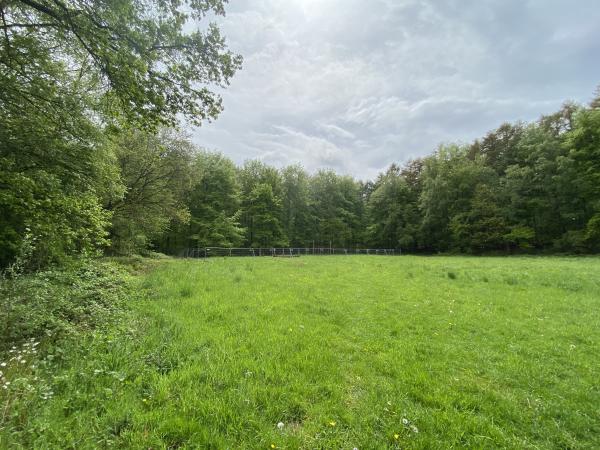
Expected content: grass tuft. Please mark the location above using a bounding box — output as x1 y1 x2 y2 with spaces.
179 286 193 298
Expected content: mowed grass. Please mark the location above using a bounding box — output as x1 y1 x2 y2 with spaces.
4 256 600 448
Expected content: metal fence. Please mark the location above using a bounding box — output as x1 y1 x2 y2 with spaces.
183 247 400 258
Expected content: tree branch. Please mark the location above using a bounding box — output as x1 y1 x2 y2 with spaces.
0 22 59 29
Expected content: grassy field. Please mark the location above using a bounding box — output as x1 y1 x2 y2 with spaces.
2 256 600 448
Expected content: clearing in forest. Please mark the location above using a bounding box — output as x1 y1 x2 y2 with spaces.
8 256 600 448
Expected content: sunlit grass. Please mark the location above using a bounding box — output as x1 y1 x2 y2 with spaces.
2 256 600 448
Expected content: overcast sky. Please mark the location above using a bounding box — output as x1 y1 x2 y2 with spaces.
192 0 600 180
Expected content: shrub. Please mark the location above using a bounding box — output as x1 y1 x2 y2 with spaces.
0 259 131 353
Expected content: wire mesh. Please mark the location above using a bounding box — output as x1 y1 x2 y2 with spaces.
182 247 400 258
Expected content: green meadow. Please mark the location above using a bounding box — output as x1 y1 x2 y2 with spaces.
2 255 600 449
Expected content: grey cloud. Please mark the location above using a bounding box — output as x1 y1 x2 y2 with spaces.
191 0 600 178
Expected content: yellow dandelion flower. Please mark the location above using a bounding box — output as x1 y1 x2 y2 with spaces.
329 421 336 426
394 433 399 439
270 444 276 449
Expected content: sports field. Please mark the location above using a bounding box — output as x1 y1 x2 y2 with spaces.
3 256 600 449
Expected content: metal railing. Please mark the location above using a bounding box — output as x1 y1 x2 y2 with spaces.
183 247 400 258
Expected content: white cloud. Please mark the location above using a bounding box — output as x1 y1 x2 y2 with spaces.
191 0 600 178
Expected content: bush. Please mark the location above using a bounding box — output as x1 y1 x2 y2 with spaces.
0 259 131 353
0 159 112 271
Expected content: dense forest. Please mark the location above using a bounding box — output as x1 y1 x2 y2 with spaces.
1 0 600 273
117 97 600 256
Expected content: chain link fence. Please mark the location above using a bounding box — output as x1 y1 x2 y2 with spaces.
183 247 400 258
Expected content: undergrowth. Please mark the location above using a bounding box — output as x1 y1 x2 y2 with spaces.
0 258 142 447
0 259 131 352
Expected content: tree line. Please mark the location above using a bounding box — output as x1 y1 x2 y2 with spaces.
1 1 599 271
126 96 600 257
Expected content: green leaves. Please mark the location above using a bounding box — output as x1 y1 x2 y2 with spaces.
0 161 111 269
1 0 243 267
0 64 114 269
2 0 242 128
108 129 194 255
367 164 417 249
178 151 245 249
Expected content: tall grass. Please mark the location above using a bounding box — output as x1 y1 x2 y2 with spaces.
1 256 599 448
